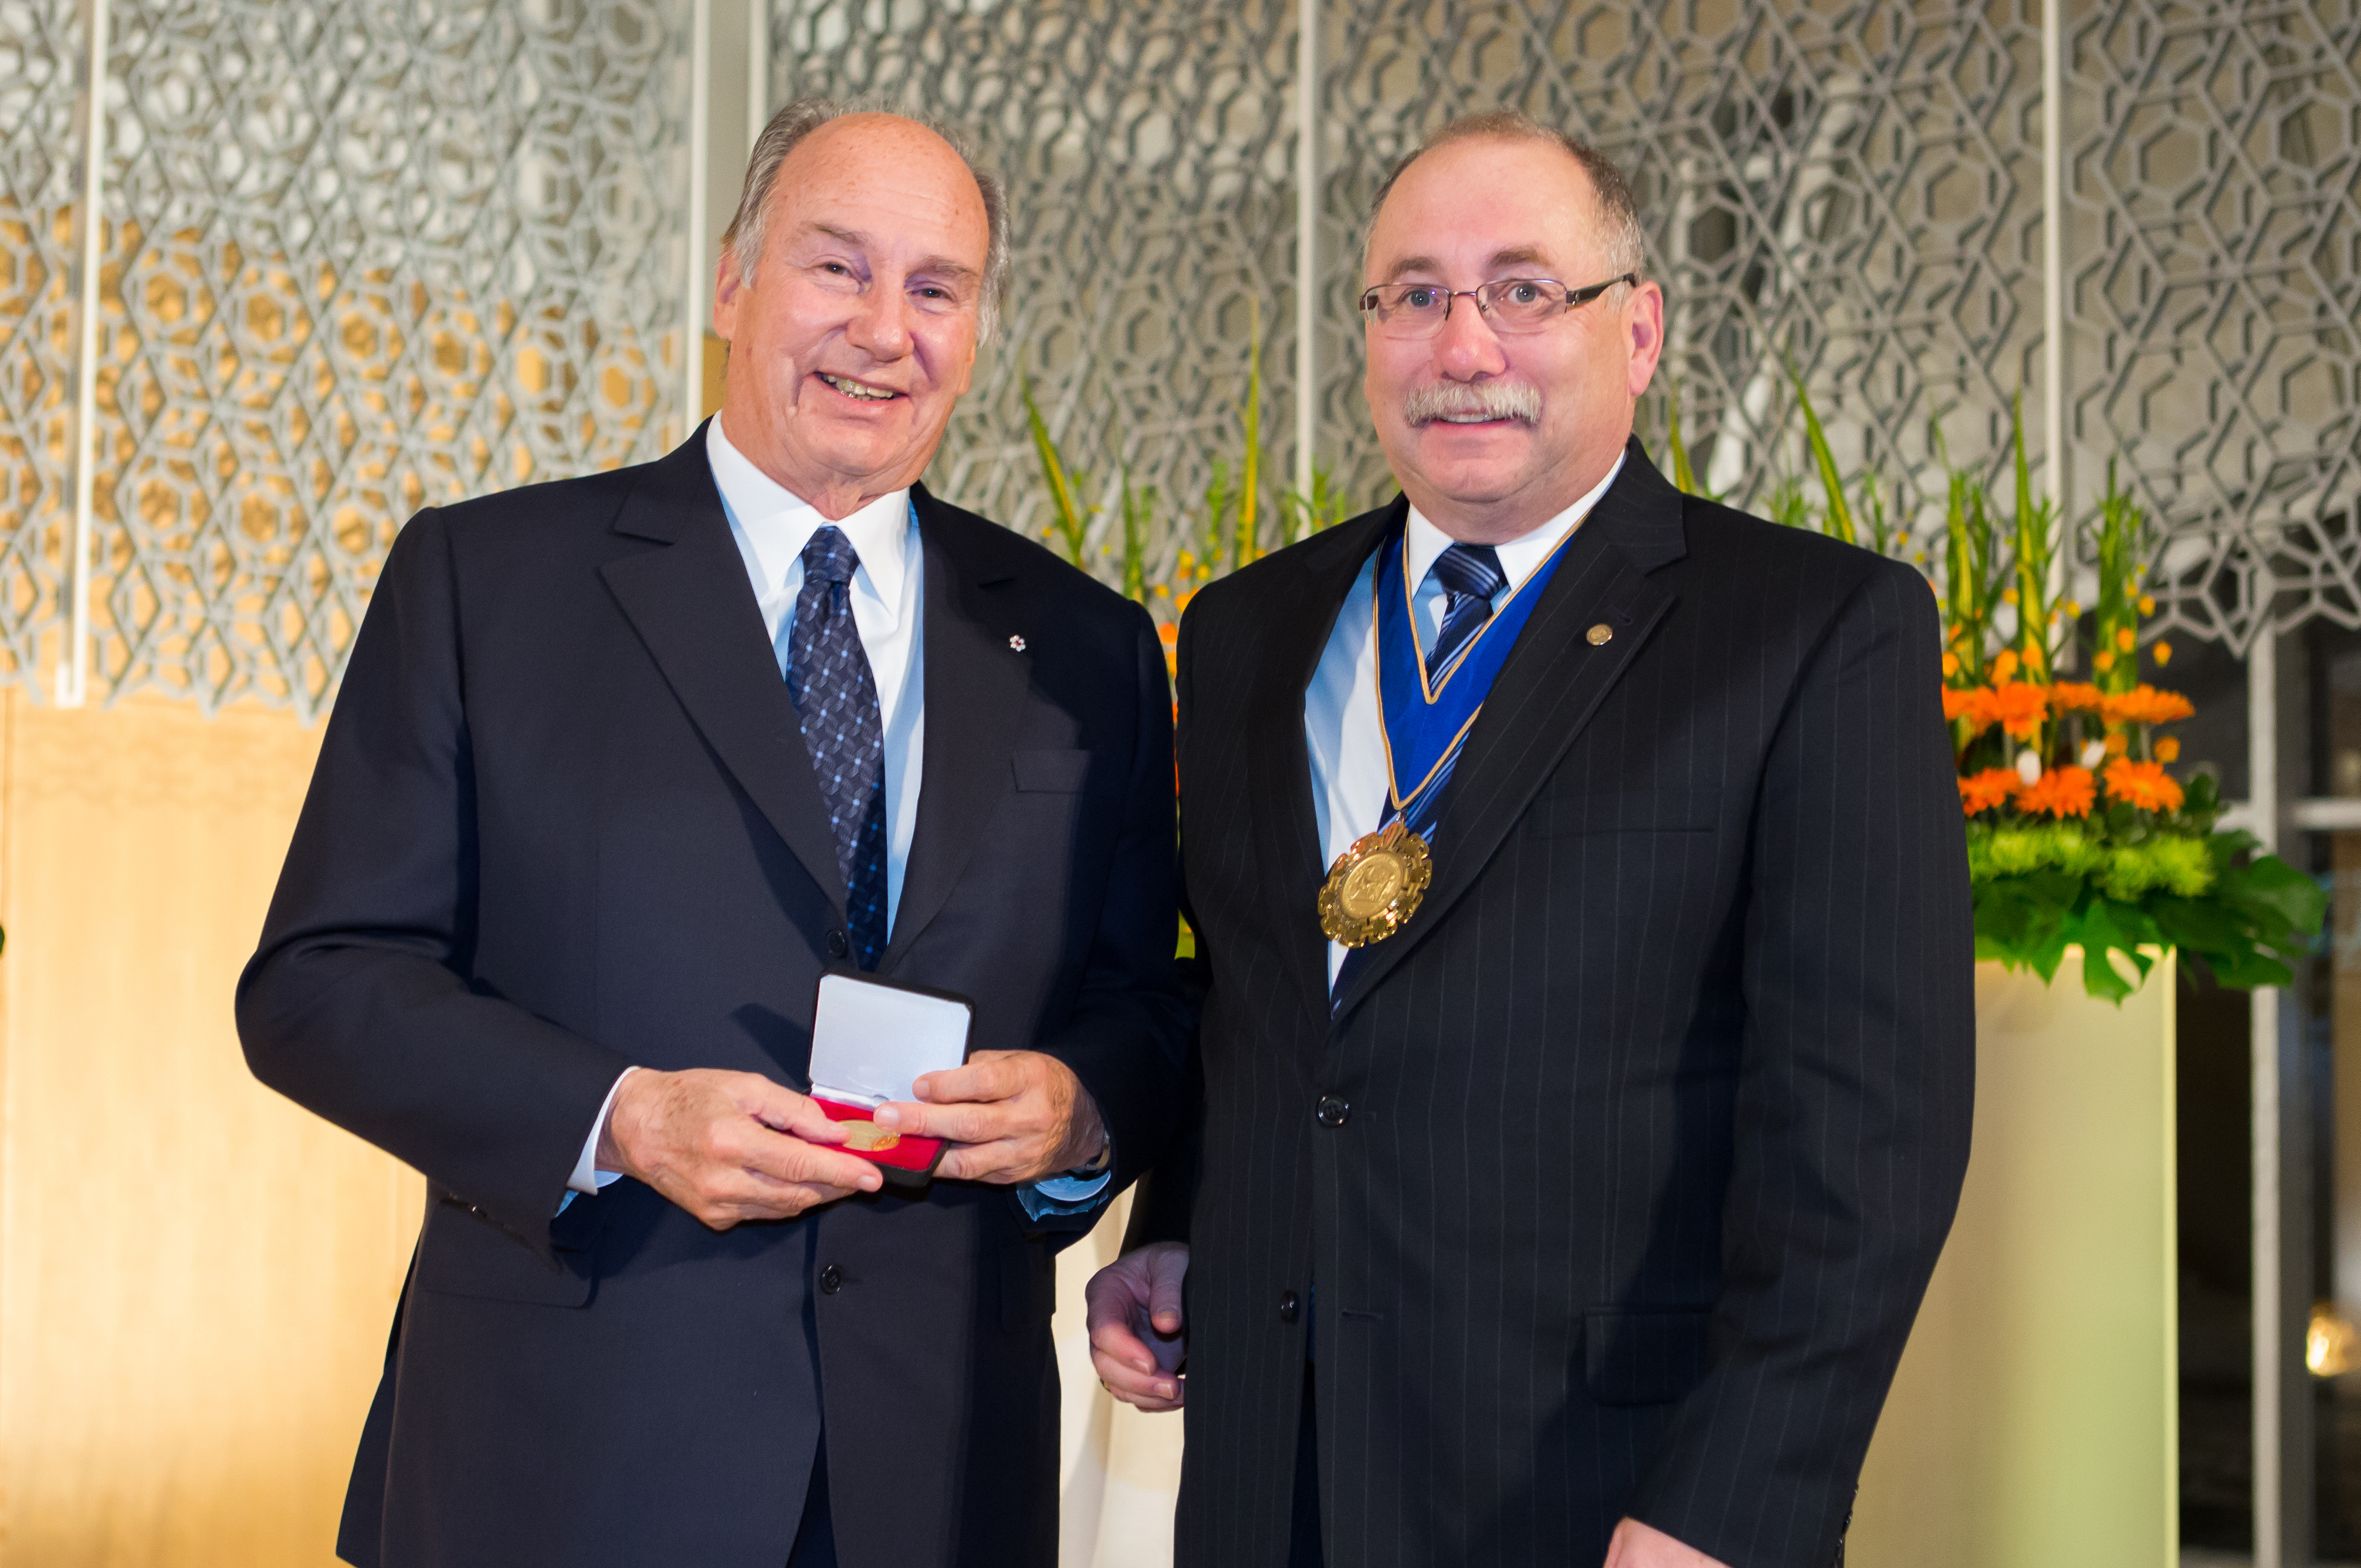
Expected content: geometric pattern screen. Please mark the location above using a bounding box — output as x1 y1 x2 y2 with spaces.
0 0 688 716
0 1 2353 712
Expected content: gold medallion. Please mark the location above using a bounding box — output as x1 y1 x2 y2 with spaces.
1316 820 1434 948
839 1120 902 1152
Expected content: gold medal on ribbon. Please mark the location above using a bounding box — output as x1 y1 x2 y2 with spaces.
1317 820 1434 948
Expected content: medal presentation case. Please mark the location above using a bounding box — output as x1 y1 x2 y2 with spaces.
808 971 974 1190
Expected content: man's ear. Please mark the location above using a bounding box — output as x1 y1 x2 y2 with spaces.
1624 281 1666 398
710 249 745 340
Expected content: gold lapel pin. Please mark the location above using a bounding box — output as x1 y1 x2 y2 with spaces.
1008 635 1027 652
1585 624 1614 646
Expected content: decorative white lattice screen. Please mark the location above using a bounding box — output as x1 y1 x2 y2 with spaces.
0 0 2354 708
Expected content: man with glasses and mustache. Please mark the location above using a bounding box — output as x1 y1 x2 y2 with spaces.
240 102 1187 1567
1087 112 1973 1568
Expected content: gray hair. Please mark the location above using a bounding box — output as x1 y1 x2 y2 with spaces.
720 97 1012 343
1364 111 1646 294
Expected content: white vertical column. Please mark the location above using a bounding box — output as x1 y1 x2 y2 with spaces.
682 0 713 436
1293 0 1318 504
747 0 768 150
2040 0 2068 517
62 0 112 709
2251 625 2284 1568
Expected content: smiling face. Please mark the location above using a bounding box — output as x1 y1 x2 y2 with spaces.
711 114 990 519
1361 135 1665 543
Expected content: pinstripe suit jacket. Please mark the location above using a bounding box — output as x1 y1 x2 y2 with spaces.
1140 441 1974 1568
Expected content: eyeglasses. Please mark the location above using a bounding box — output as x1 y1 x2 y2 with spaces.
1357 275 1638 339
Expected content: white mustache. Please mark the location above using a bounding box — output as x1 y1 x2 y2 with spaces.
1403 381 1540 426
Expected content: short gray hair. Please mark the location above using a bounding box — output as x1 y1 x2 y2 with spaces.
1364 111 1646 293
720 97 1012 342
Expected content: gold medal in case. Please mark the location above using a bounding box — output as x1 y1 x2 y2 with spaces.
1317 820 1434 947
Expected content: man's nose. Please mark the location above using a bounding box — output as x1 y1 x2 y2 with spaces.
845 283 914 358
1431 294 1508 379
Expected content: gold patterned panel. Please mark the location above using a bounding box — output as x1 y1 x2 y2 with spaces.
0 692 421 1564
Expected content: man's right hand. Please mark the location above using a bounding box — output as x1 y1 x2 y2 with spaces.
598 1068 882 1230
1084 1241 1190 1411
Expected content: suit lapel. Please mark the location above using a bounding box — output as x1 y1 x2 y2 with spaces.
1332 442 1688 1018
1244 504 1400 1024
598 425 848 919
878 486 1031 971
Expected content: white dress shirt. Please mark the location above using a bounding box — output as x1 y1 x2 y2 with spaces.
1303 452 1626 985
567 418 1106 1214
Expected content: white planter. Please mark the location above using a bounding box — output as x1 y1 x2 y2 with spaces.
1849 954 2177 1567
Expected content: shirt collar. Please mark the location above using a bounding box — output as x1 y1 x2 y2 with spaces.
705 415 914 612
1403 449 1628 597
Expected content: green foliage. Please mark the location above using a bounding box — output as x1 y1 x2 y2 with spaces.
1666 385 1703 497
1970 772 2327 1003
1279 465 1348 545
1785 364 1856 545
1023 380 1093 568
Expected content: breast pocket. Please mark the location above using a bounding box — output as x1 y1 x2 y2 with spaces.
1540 787 1720 837
1011 748 1092 793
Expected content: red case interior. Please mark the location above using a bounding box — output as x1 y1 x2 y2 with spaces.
815 1096 943 1174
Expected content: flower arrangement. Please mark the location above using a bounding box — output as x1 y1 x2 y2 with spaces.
1682 387 2326 1002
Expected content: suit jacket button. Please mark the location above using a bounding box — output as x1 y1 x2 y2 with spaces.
1316 1096 1350 1128
1278 1290 1300 1324
825 929 850 960
818 1264 844 1295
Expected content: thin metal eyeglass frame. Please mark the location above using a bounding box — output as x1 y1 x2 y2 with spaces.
1357 273 1640 336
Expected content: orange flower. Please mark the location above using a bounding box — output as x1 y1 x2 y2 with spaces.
1984 680 2048 740
1957 768 2019 816
2103 758 2184 812
2102 685 2195 726
2015 765 2096 818
2048 681 2106 713
1990 649 2021 682
2154 737 2182 763
1942 687 1986 726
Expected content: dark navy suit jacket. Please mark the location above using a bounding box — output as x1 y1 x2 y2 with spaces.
1135 442 1974 1568
238 427 1189 1567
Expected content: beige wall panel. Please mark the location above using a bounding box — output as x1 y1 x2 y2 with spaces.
0 693 421 1566
1849 956 2177 1568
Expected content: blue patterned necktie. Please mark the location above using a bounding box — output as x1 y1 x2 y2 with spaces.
786 526 889 970
1332 541 1509 1001
1425 541 1508 673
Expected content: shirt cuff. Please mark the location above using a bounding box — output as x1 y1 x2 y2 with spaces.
1016 1161 1114 1221
567 1068 638 1196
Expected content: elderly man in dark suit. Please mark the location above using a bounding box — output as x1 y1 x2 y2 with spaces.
1087 111 1974 1568
239 100 1188 1568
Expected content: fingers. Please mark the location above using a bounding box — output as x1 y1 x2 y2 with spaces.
1090 1340 1183 1410
910 1052 1027 1106
1082 1250 1186 1409
1146 1243 1190 1334
611 1068 884 1229
873 1096 1005 1146
931 1138 1034 1184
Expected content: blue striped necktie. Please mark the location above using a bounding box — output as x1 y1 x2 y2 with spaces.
786 526 890 970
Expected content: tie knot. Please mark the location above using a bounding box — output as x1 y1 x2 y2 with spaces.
1430 542 1507 603
801 525 861 587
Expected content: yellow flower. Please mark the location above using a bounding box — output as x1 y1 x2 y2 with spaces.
2063 600 2082 619
2139 595 2156 615
2153 641 2173 666
2003 587 2020 605
1941 652 1960 678
2155 737 2182 762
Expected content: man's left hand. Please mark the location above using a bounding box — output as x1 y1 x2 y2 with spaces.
873 1049 1106 1184
1603 1519 1731 1568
